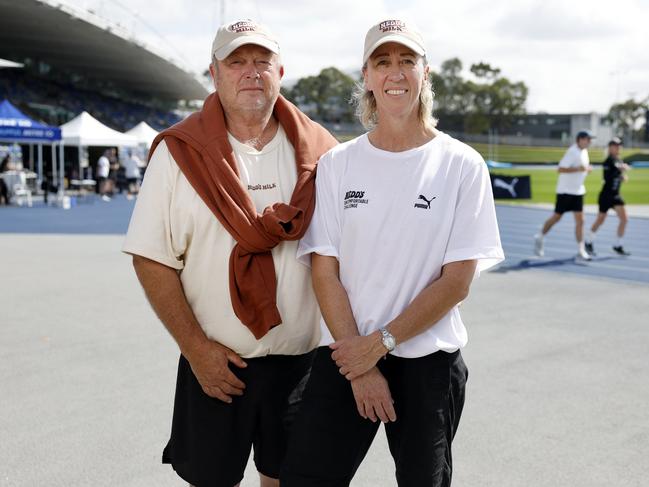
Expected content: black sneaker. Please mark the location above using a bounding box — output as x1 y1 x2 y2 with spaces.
612 246 631 256
585 241 596 256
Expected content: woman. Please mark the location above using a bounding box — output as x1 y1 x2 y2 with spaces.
281 19 504 487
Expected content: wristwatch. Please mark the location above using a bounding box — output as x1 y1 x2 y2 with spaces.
379 327 396 353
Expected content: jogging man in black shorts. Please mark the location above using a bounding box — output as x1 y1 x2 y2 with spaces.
585 137 631 256
534 130 594 260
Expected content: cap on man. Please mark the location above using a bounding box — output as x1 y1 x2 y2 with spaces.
122 18 337 487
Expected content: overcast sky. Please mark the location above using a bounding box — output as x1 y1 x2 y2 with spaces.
68 0 649 114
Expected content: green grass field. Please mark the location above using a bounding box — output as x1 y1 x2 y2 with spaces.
490 167 649 204
334 135 648 204
470 143 649 164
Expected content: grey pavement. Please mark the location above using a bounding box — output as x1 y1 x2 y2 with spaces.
1 233 648 486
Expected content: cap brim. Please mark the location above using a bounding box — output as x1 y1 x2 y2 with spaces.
213 36 279 61
363 35 425 63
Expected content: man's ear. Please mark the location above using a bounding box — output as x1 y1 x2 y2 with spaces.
209 63 218 90
279 65 285 79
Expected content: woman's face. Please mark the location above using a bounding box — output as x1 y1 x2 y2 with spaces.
363 42 428 122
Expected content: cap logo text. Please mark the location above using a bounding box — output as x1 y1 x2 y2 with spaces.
379 20 405 32
228 21 256 33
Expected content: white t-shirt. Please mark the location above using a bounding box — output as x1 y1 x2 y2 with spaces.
97 156 110 178
297 133 504 358
556 144 589 195
122 126 321 358
123 155 142 179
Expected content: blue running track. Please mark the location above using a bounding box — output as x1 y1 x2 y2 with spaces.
494 205 649 284
1 197 648 284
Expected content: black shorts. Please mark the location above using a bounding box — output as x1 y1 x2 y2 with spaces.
281 346 468 487
163 351 313 487
598 191 625 213
554 193 584 214
96 176 106 192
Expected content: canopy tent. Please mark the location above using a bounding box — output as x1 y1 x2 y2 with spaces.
125 121 159 147
61 111 137 147
0 99 62 192
0 99 61 143
61 111 137 180
0 59 24 69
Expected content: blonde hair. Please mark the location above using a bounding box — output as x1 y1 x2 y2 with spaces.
351 59 437 131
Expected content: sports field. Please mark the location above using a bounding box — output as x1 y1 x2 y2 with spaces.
490 167 649 204
470 143 649 164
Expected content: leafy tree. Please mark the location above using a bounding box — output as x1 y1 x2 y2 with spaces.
283 67 356 123
607 97 648 142
430 59 528 134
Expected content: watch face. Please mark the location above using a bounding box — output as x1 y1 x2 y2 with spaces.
383 335 396 351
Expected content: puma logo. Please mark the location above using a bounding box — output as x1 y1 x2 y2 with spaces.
414 194 436 209
493 177 518 197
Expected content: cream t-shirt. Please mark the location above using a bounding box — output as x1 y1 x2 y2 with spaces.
122 126 321 358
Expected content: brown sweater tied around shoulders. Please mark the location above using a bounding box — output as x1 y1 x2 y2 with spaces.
148 93 338 340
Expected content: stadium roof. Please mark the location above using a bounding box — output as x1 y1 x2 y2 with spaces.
0 0 208 101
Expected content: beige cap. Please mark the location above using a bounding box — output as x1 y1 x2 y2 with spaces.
211 19 280 61
363 19 426 63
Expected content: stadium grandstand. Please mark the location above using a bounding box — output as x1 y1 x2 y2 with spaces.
0 0 209 132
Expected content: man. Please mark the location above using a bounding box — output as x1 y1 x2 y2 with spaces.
534 130 594 260
585 137 631 256
121 149 142 199
96 149 111 201
281 19 503 487
122 19 337 487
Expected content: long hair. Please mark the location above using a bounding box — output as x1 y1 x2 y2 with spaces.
351 59 437 131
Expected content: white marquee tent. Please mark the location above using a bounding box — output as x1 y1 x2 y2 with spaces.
61 111 137 147
60 111 137 179
125 121 158 147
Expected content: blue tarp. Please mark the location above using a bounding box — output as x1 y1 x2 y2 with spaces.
0 99 61 142
486 159 513 169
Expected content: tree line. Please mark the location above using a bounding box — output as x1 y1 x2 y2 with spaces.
281 60 648 141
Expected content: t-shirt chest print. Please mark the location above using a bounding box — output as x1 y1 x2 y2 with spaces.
343 189 438 211
247 182 278 191
344 190 369 209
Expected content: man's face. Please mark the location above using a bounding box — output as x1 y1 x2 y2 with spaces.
363 42 428 121
609 144 622 157
210 45 283 117
577 137 592 149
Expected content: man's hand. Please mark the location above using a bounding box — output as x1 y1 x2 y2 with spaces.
330 333 385 380
186 341 248 403
350 367 396 423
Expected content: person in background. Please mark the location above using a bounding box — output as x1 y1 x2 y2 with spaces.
0 155 10 204
96 149 111 201
585 137 631 256
122 149 142 200
534 130 594 260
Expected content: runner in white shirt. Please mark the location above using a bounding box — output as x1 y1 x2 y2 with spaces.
282 19 503 487
534 131 594 260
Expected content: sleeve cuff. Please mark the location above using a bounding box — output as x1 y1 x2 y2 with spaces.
296 245 339 267
121 244 184 270
443 246 505 275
